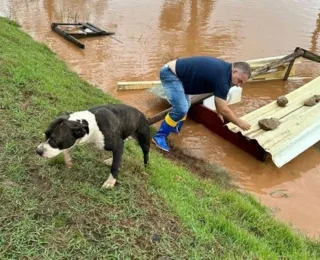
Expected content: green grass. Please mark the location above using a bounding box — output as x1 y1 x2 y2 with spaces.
0 17 319 259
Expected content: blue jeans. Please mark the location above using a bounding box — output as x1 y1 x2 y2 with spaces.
160 64 191 122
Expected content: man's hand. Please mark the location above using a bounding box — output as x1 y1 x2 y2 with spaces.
237 119 251 131
214 96 251 131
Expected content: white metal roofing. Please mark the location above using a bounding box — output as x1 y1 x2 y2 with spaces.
226 76 320 167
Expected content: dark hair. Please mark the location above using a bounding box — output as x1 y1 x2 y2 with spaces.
233 62 252 78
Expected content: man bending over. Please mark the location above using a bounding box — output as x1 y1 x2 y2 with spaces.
152 56 251 152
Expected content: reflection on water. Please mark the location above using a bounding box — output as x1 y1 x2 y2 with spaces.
311 11 320 52
1 0 320 238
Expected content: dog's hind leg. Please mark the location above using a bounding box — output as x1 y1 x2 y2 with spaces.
63 150 73 168
102 140 124 189
135 125 150 166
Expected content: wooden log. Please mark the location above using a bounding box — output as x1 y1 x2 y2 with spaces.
302 48 320 63
51 23 85 49
148 94 207 125
148 107 171 125
51 22 82 26
283 47 301 81
283 58 296 81
84 23 115 35
82 22 100 33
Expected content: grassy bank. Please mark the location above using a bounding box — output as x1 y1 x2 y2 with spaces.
0 17 319 259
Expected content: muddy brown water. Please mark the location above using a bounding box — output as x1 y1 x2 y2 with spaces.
1 0 320 239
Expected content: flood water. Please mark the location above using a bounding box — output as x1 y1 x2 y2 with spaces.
1 0 320 239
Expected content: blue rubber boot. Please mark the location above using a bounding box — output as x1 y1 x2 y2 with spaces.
174 115 187 134
152 115 176 152
175 120 185 134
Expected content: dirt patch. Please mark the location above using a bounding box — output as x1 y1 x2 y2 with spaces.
277 96 288 107
258 118 281 131
156 256 171 260
153 142 233 189
28 171 52 191
21 95 31 110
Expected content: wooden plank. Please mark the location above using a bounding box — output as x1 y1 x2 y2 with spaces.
249 48 304 78
117 56 301 91
117 67 296 90
247 56 301 68
283 58 296 80
117 81 161 90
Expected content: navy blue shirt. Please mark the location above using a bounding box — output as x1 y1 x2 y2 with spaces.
176 56 232 99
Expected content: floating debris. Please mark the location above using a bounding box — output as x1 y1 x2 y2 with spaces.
51 22 115 49
270 189 290 198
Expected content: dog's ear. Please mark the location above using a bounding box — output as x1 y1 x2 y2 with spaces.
45 116 68 139
81 119 89 135
65 120 89 139
73 127 87 138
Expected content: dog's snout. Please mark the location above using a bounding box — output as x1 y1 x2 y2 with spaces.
36 147 44 156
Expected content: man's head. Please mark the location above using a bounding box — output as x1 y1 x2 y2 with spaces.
231 62 251 87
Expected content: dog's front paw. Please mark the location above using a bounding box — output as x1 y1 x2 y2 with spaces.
101 174 117 189
103 158 113 167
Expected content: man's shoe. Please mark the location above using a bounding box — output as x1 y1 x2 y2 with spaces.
174 120 185 134
152 136 170 152
152 117 177 152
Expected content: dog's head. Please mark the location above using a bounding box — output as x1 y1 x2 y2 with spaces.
36 115 89 158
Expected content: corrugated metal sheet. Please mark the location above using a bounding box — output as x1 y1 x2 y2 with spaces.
226 76 320 168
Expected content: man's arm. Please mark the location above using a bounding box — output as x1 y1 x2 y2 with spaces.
215 104 225 123
214 96 251 130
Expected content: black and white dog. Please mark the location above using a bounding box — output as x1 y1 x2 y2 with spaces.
36 104 150 188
